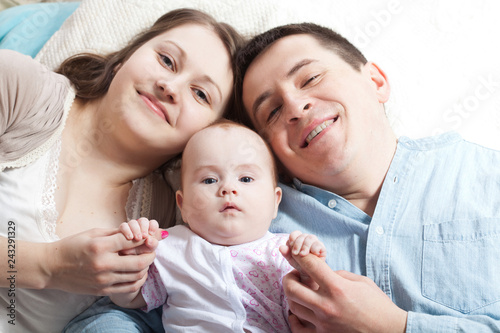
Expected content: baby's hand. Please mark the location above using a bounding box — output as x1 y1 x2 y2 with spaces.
119 217 159 242
280 231 326 289
288 230 326 259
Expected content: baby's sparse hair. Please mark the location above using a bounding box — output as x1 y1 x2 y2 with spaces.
179 119 279 189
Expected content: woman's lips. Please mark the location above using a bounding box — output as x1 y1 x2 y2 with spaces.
139 92 169 123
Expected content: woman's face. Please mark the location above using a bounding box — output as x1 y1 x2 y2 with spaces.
102 23 233 162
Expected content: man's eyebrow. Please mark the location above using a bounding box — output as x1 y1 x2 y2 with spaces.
286 59 316 78
252 59 317 116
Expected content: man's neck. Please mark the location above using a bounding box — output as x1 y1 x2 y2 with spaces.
326 132 398 217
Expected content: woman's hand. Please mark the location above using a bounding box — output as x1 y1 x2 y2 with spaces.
44 225 164 295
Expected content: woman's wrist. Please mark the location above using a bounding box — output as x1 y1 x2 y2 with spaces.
16 240 52 289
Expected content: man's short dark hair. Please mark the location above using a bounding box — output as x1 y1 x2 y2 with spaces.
231 23 367 128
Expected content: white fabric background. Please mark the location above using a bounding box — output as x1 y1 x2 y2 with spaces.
36 0 500 149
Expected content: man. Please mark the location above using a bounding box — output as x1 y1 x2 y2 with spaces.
234 23 500 332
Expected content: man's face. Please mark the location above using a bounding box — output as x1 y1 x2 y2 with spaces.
242 34 390 188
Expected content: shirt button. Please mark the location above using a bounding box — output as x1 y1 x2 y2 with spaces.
328 199 337 208
376 226 384 235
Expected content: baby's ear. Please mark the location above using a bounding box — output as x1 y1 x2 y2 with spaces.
273 187 282 218
175 190 184 209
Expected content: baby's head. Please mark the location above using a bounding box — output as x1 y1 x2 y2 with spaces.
176 120 282 246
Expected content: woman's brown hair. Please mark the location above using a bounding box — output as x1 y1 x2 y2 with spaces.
57 8 244 116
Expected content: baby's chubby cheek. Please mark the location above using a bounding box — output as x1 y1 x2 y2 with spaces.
181 191 212 220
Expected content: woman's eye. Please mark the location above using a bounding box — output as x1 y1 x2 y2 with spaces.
203 178 217 184
193 88 209 104
239 176 253 183
160 54 174 70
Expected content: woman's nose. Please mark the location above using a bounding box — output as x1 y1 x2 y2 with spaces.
156 78 178 104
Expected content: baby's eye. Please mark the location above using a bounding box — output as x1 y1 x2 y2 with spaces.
239 176 253 183
159 54 174 70
203 178 217 184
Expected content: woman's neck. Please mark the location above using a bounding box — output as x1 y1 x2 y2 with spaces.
61 98 161 186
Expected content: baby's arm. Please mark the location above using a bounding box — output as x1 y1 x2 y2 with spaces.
279 231 326 289
110 218 161 308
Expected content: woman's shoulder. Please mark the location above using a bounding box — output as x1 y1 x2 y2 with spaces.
0 49 73 168
0 49 69 88
1 49 44 79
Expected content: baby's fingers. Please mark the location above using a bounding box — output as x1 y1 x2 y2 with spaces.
292 234 319 256
148 219 159 236
310 240 327 259
119 221 138 240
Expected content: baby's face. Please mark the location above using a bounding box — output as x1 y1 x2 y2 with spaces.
176 124 281 246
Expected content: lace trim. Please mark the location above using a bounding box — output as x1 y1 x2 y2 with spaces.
126 176 152 220
40 138 62 241
140 174 153 219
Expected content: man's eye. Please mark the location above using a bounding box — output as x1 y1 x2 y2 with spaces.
239 176 253 183
160 54 174 70
267 106 281 123
303 75 318 87
203 178 217 184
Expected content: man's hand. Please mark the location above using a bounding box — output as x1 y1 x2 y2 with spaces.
283 253 408 333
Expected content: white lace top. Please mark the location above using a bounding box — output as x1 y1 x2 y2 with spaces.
0 50 155 332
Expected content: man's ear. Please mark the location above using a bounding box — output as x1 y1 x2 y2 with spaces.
367 62 391 103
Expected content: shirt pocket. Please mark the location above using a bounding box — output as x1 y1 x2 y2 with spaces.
422 218 500 313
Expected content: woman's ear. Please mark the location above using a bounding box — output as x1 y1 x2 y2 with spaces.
367 62 391 103
113 63 122 75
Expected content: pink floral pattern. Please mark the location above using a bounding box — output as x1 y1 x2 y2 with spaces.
231 234 293 332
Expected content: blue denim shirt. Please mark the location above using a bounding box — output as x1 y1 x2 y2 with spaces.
269 132 500 332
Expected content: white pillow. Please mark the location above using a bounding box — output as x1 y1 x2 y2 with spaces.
36 0 500 149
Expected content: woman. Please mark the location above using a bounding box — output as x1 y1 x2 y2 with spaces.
0 8 243 332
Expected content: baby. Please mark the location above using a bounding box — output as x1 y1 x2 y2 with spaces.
111 120 326 332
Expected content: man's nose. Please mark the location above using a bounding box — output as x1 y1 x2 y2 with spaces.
283 92 312 124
